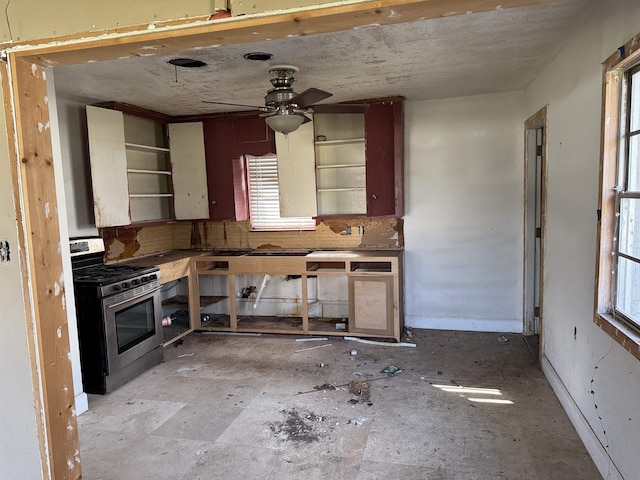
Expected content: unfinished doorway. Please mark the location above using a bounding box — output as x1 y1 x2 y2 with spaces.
523 106 547 362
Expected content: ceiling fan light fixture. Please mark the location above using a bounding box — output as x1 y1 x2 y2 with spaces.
265 112 305 135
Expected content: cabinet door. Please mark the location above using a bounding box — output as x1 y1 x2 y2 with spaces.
348 275 394 336
204 116 276 221
169 122 209 220
365 101 403 217
86 105 131 227
276 118 318 217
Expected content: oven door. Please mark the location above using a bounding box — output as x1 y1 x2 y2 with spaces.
102 285 163 373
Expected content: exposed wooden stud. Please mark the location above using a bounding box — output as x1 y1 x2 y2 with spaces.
13 0 556 67
10 58 80 479
0 59 49 480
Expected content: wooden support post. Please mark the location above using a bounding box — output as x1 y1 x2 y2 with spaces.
10 57 80 479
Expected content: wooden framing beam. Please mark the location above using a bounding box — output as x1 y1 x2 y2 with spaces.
1 60 49 480
9 58 80 479
12 0 556 66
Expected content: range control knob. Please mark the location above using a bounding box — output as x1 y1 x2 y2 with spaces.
131 279 140 286
141 276 149 283
112 284 121 292
149 274 157 280
121 281 130 289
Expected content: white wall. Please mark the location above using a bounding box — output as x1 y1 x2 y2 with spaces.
0 81 46 478
48 78 90 416
404 92 525 332
526 1 640 478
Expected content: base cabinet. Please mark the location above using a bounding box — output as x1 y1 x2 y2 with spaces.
192 250 403 340
349 275 394 337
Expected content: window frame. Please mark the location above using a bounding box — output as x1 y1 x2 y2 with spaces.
244 154 316 232
595 33 640 361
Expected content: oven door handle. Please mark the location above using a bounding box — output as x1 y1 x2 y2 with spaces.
104 286 161 310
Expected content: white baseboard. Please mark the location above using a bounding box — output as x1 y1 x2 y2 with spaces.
405 315 522 333
541 355 623 480
75 392 88 416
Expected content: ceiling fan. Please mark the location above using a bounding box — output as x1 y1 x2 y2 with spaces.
204 65 369 135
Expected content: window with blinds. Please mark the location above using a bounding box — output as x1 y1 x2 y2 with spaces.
246 154 316 231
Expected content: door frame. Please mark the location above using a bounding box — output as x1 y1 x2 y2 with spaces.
1 1 558 477
523 106 548 357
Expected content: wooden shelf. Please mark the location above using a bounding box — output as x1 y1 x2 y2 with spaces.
317 187 366 192
129 193 174 198
164 294 227 309
127 168 172 175
316 163 365 169
125 142 170 153
199 295 228 308
315 138 365 146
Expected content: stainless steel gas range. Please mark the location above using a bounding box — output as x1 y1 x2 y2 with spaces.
71 238 163 394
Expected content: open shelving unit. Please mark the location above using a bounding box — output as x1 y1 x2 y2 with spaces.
314 113 367 215
123 114 175 222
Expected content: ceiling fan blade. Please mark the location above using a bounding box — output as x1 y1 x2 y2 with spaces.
203 100 266 110
301 114 312 124
310 103 370 114
287 88 333 109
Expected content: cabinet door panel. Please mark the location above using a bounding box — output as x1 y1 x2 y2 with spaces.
86 106 131 227
204 117 275 221
276 119 318 217
365 102 401 217
349 275 393 336
169 122 209 220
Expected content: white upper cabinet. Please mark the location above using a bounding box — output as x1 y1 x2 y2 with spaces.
276 118 318 218
86 105 208 227
86 106 131 227
169 122 208 220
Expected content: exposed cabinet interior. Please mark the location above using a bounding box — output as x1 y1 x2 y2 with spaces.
86 105 208 226
191 251 402 340
123 114 174 223
314 113 367 216
160 276 191 343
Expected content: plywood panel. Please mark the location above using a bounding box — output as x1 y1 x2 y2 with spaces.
86 105 130 226
277 119 317 217
169 122 209 219
349 275 393 336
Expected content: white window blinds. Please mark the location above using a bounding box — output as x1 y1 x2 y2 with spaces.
246 154 316 231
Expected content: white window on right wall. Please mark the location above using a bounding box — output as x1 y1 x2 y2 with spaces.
616 65 640 329
595 35 640 361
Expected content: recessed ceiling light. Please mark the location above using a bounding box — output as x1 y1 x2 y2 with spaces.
168 58 207 68
244 52 273 61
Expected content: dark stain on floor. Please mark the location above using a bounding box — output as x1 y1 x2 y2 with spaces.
269 408 325 444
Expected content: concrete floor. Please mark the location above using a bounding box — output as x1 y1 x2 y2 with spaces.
78 330 601 479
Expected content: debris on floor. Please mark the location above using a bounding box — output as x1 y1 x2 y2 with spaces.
269 408 325 444
380 365 402 376
314 383 336 391
345 336 416 347
347 416 368 427
348 381 371 402
294 343 332 353
498 335 509 343
350 349 358 356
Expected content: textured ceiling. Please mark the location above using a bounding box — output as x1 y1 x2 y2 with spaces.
53 0 594 116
